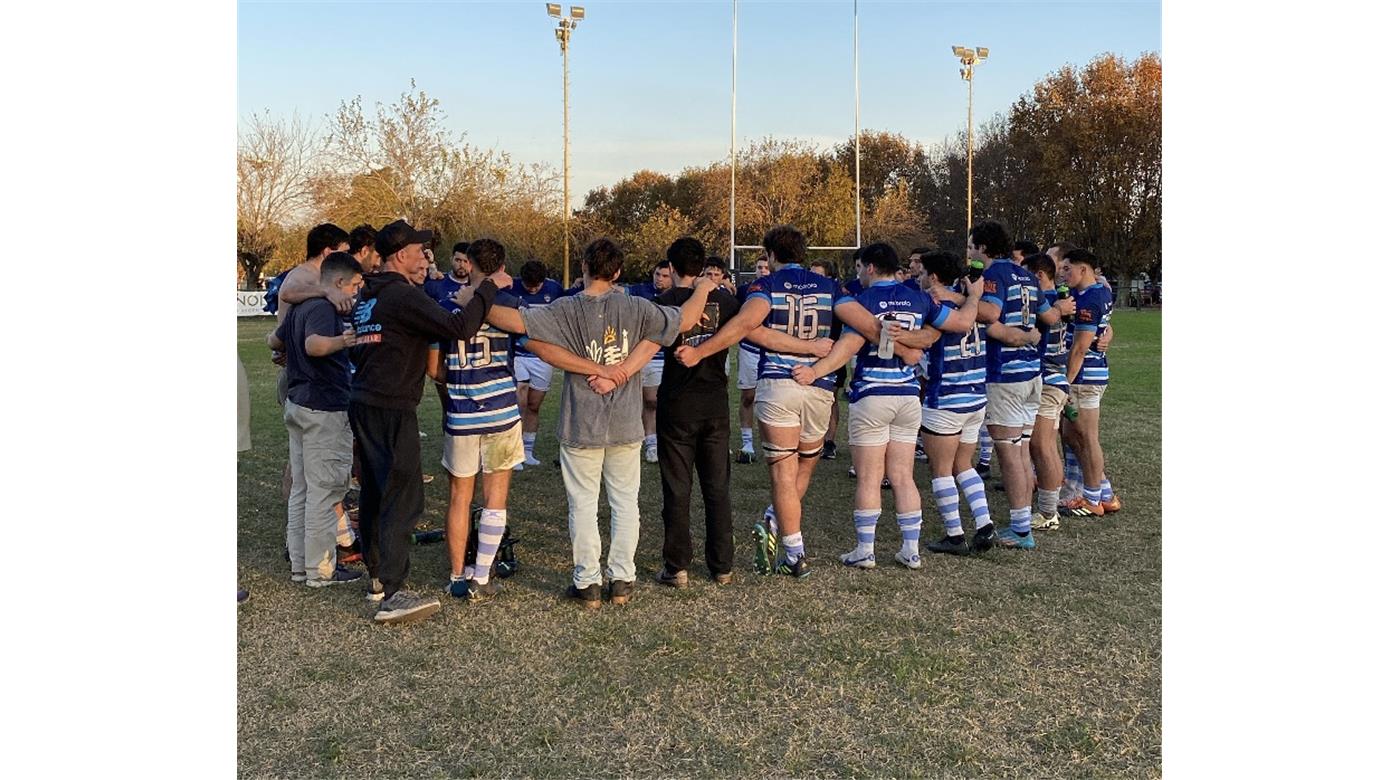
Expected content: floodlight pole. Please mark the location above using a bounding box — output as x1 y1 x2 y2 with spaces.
954 45 987 236
729 0 737 274
550 5 584 287
853 0 861 247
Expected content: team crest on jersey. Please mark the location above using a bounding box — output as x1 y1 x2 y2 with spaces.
747 282 763 293
984 280 998 295
1078 308 1095 322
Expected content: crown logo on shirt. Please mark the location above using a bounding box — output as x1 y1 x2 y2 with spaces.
603 325 617 345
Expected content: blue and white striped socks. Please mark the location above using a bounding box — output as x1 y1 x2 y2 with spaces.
1036 488 1059 517
474 509 507 583
978 426 993 467
956 469 993 530
933 476 962 537
1010 506 1032 535
1063 447 1084 499
1100 479 1114 501
781 532 804 564
852 509 879 557
1083 486 1102 507
897 511 922 556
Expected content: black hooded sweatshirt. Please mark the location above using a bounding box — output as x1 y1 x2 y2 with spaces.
349 272 498 410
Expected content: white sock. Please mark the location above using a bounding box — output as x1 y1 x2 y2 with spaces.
644 434 657 449
741 428 753 451
523 432 536 457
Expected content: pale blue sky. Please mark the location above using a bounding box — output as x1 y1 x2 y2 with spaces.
239 0 1160 206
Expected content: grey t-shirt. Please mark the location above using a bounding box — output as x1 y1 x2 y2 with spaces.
520 287 681 448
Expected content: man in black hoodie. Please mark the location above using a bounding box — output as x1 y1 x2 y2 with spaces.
349 219 498 625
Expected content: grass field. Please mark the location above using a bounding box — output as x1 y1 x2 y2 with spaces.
237 310 1161 778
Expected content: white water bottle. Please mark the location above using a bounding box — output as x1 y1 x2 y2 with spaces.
877 315 896 360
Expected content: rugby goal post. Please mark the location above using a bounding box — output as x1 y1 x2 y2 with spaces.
728 0 864 283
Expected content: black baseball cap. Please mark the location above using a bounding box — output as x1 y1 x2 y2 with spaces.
374 219 434 259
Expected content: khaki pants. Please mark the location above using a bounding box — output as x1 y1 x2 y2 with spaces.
284 402 352 581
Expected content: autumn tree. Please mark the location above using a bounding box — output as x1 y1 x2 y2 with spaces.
237 111 320 288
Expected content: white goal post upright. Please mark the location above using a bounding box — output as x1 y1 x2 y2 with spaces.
729 0 863 282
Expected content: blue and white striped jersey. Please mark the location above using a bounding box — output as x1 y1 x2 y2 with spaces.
925 288 988 413
1071 283 1112 385
848 281 948 403
437 292 521 436
627 283 668 368
745 266 852 392
1039 308 1070 390
982 258 1051 384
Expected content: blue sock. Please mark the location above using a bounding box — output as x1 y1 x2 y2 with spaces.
473 509 507 583
933 476 962 536
1010 506 1032 535
852 510 879 556
1100 479 1113 501
956 469 992 530
978 426 993 466
1083 486 1102 507
781 532 804 564
1063 447 1083 499
897 511 922 556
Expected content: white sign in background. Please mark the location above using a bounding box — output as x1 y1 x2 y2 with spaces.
237 289 269 317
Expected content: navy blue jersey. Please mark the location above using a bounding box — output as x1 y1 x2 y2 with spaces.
745 266 852 392
509 278 566 357
847 281 948 402
1070 284 1112 385
437 292 521 435
981 258 1051 383
432 275 469 305
263 269 292 315
627 284 667 366
844 278 864 297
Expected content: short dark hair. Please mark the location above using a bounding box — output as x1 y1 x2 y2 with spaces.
583 237 625 281
467 238 506 275
1013 240 1040 257
653 259 672 272
704 256 726 271
319 251 363 283
1065 248 1097 268
452 241 472 256
306 223 349 259
969 220 1012 259
924 251 965 287
667 237 707 279
861 243 900 275
520 259 547 287
1046 241 1078 256
1024 253 1057 280
850 247 864 265
349 224 377 255
762 224 806 265
909 246 933 258
809 257 836 277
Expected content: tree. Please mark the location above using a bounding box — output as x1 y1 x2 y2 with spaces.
237 112 319 288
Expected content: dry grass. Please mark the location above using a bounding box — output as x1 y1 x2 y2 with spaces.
238 310 1161 778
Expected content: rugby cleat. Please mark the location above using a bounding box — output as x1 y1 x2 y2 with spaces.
838 549 876 569
995 528 1036 550
1102 495 1123 513
1030 512 1061 531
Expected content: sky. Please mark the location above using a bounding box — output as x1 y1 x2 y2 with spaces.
239 0 1160 207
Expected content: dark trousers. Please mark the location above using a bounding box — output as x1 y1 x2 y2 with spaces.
657 413 734 576
349 402 424 599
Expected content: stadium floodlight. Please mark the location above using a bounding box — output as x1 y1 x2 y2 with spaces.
547 4 585 285
951 44 988 235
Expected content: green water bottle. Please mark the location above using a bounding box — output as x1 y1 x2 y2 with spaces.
1064 398 1080 422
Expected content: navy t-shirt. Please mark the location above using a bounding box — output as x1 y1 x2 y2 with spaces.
276 298 352 411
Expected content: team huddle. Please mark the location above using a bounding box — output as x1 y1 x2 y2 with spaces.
263 217 1120 625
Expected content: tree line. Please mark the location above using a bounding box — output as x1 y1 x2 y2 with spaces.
238 53 1159 288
